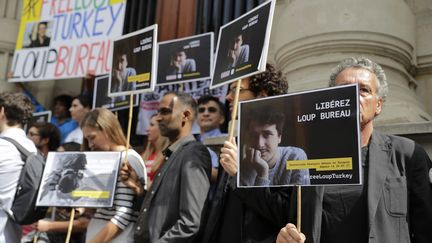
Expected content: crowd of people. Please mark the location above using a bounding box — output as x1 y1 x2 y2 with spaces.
1 57 431 243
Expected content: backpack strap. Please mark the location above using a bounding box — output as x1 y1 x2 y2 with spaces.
0 137 30 221
1 137 32 160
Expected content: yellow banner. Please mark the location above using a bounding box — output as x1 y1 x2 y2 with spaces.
71 190 110 198
287 157 352 171
128 73 150 83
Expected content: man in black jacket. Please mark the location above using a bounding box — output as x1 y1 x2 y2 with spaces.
122 91 211 242
201 63 291 243
276 57 432 243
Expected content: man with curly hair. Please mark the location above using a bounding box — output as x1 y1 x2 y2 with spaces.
0 92 37 242
225 63 288 114
201 63 292 243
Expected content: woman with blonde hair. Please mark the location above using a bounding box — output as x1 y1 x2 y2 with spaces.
81 108 146 243
142 114 170 187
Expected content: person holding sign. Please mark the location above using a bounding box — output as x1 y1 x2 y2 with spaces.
168 48 196 74
277 57 432 243
81 108 146 243
240 106 310 186
202 63 291 243
121 92 211 242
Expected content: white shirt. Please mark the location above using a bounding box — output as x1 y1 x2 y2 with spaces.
0 127 37 243
64 127 83 144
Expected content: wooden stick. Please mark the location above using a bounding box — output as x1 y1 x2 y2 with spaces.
124 94 134 164
297 185 302 233
33 233 38 243
65 208 76 243
228 79 242 141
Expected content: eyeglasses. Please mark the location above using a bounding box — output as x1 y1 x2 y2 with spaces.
228 87 251 96
28 132 40 137
198 107 218 113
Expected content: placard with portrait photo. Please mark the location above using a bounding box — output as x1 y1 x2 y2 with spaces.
211 0 275 88
93 75 138 111
157 32 213 86
238 84 361 187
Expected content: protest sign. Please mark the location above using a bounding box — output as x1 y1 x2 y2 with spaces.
31 110 52 123
9 0 126 82
109 24 157 98
36 151 121 208
238 84 361 187
24 110 52 132
211 0 275 88
136 79 228 135
157 32 213 85
93 75 138 111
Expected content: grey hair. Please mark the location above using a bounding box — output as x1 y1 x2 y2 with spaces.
329 57 388 102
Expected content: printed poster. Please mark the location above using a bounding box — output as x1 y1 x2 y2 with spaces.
9 0 126 82
93 75 138 111
157 32 213 86
238 85 361 187
136 79 228 135
108 24 157 98
36 151 121 207
211 0 275 88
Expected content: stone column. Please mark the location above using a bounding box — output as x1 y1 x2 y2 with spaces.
270 0 432 125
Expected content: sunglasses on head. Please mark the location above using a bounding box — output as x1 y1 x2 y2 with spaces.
198 107 218 113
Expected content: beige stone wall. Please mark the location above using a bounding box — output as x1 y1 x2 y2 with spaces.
414 0 432 116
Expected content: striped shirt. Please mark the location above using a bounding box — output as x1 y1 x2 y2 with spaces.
92 149 146 230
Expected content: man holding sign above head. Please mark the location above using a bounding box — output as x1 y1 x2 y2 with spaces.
202 63 293 243
240 105 310 187
277 57 432 243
